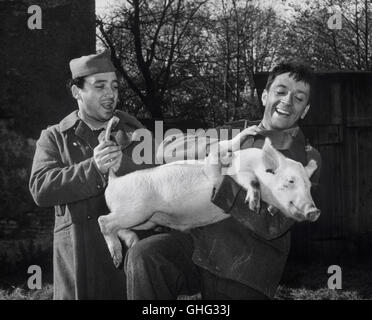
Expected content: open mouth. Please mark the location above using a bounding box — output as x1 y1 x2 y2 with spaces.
101 102 114 110
274 106 291 117
288 201 306 221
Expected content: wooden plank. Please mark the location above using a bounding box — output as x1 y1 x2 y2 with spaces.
356 128 372 233
346 117 372 128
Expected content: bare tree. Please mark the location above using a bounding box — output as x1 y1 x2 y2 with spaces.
97 0 207 118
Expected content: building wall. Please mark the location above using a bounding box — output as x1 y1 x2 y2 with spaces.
254 72 372 262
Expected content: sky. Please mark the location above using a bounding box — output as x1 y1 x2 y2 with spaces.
95 0 308 18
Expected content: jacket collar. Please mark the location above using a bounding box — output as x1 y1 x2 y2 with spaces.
255 122 304 151
59 109 145 149
59 109 144 133
59 110 80 132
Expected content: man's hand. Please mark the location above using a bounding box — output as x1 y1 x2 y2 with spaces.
93 140 122 174
219 125 260 154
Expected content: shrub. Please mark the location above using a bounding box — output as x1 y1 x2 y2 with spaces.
0 121 37 221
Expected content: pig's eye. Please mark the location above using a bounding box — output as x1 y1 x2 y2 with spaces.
266 169 275 174
288 179 295 184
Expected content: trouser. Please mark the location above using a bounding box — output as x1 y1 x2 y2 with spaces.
124 231 268 300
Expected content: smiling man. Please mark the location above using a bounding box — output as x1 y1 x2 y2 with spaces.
29 50 152 299
261 68 311 130
125 61 322 300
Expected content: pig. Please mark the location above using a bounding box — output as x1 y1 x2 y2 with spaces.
97 120 320 267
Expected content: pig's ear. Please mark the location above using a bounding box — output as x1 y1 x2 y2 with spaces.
262 138 284 173
305 159 318 177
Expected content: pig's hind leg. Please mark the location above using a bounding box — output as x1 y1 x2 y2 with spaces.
116 219 157 249
117 229 139 248
98 209 149 235
98 211 148 267
101 232 124 268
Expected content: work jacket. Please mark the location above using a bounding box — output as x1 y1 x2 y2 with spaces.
191 121 321 298
160 120 321 298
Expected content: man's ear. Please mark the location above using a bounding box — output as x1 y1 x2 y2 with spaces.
262 138 284 173
261 89 268 107
301 104 310 119
71 85 81 101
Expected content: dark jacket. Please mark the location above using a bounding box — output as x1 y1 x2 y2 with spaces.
29 110 153 300
190 122 321 298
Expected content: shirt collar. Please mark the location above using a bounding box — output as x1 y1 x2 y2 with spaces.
77 111 109 131
257 122 300 138
59 110 112 133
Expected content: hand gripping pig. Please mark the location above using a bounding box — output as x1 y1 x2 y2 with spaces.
98 120 320 267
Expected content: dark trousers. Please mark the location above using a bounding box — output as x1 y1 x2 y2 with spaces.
124 231 268 300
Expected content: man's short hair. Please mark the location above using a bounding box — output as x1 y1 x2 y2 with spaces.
265 61 315 91
66 76 86 90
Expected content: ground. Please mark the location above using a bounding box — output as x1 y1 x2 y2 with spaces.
1 259 372 300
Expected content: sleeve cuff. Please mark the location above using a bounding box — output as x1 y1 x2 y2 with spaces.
90 157 108 189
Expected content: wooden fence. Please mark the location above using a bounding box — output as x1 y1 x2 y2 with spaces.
254 72 372 262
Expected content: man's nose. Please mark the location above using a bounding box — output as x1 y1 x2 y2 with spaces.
281 93 293 106
104 87 115 98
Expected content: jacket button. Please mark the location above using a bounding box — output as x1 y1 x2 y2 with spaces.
73 142 78 146
97 185 102 189
87 215 92 220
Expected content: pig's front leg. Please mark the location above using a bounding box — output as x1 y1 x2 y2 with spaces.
267 205 280 216
232 170 261 213
99 215 140 267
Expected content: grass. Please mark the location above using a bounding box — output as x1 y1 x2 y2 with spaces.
275 258 372 300
0 284 53 300
1 260 372 300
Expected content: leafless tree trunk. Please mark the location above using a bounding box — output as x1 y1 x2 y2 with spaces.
364 0 369 69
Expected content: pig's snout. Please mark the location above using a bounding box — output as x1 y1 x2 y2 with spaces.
305 208 320 222
290 202 320 222
301 202 321 222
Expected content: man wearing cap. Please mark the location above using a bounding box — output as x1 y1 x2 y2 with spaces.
29 51 152 299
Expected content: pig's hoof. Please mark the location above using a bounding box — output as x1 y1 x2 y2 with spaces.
267 205 279 216
112 252 123 269
110 243 123 268
245 189 260 213
252 200 260 214
249 199 260 214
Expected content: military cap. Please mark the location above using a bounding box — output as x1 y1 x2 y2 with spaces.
69 50 116 79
